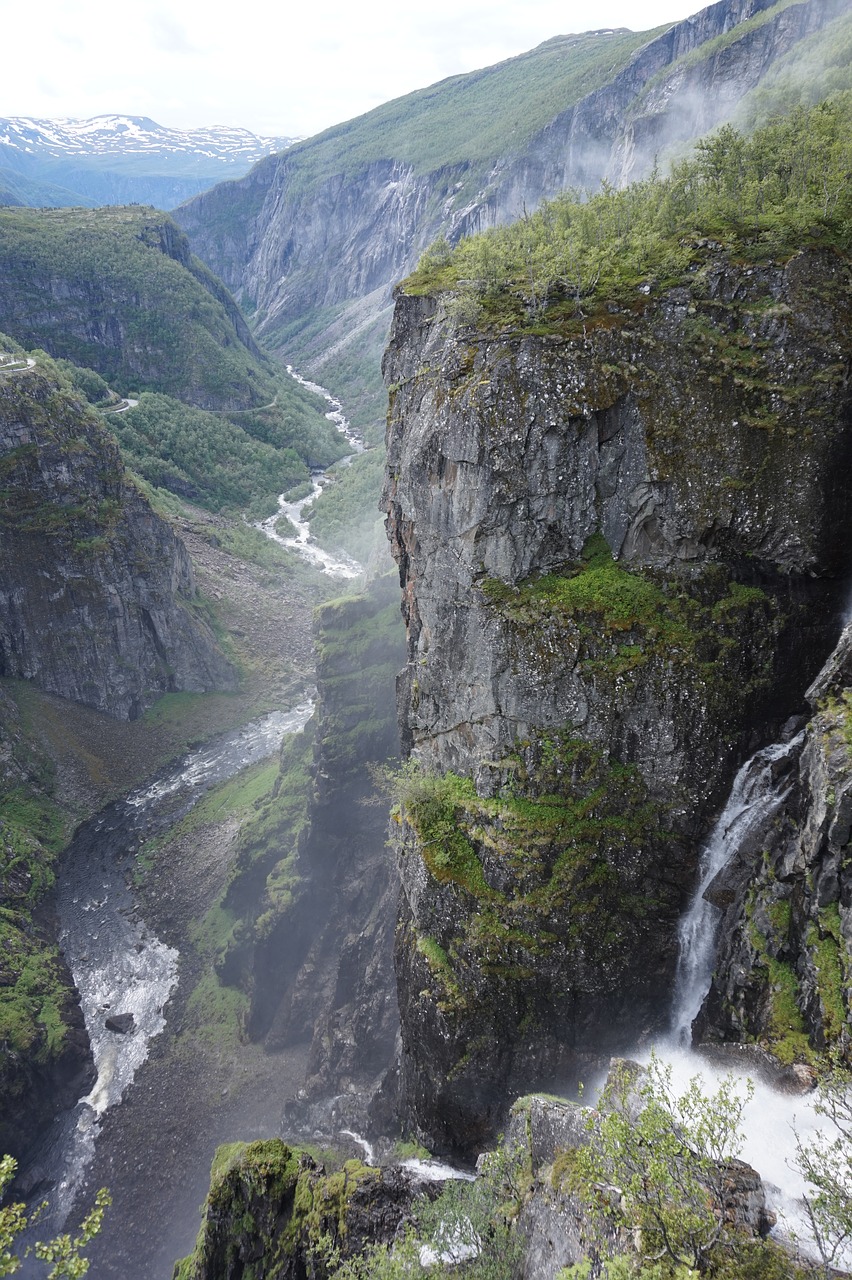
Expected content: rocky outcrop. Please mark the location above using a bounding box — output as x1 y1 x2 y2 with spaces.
382 245 852 1154
173 1140 419 1280
507 1084 773 1279
177 0 847 392
696 622 852 1063
0 366 235 719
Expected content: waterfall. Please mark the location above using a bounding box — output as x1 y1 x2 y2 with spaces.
669 731 803 1046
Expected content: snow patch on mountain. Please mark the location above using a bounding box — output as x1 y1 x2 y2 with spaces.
0 115 297 163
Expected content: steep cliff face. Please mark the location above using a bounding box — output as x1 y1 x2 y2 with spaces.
177 0 848 393
382 246 852 1154
173 1140 418 1280
0 367 235 719
0 206 270 410
214 575 404 1097
697 623 852 1063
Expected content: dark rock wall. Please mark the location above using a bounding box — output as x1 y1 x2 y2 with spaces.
382 247 852 1154
173 1140 418 1280
697 623 852 1062
216 575 405 1097
0 369 235 719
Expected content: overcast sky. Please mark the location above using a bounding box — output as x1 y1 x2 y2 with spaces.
1 0 706 139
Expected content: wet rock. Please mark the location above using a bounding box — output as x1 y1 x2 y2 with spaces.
105 1012 135 1035
697 625 852 1062
382 248 852 1155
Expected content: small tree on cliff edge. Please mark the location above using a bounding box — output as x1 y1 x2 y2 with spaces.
558 1056 799 1279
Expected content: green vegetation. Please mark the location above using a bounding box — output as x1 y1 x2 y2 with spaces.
482 535 775 710
794 1064 852 1275
176 1140 385 1279
561 1058 807 1279
405 94 852 331
307 448 387 565
0 691 76 1092
390 732 666 1010
0 206 270 404
0 1153 109 1278
113 390 347 515
737 10 852 126
245 28 668 200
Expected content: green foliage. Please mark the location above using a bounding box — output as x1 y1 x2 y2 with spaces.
405 94 852 330
480 538 776 724
307 447 387 565
329 1142 526 1280
794 1065 852 1274
388 734 666 1010
111 390 345 515
0 1155 109 1278
736 11 852 126
275 28 667 196
568 1057 758 1276
0 206 270 405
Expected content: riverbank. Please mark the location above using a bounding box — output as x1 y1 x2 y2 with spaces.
10 498 344 1276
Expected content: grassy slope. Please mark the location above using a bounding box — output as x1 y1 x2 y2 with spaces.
0 205 271 405
279 27 668 191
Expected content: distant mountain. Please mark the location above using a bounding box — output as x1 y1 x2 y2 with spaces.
175 0 852 423
0 115 297 210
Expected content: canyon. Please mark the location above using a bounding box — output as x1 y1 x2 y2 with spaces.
2 0 852 1275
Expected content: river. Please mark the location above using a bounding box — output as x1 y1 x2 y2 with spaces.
254 368 364 580
16 699 314 1272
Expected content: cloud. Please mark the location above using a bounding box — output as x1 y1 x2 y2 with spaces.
148 12 199 54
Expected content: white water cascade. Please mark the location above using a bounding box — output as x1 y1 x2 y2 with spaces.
254 367 364 579
640 725 852 1267
668 733 803 1046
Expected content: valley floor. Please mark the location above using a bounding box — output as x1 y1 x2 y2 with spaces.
15 505 348 1278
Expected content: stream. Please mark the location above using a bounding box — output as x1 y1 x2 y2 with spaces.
17 698 315 1258
255 368 364 579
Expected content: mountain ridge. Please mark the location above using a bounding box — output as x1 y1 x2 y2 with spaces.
176 0 852 422
0 114 297 210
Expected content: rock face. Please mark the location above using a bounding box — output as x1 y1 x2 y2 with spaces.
173 1140 419 1280
382 246 852 1154
215 575 404 1098
0 207 269 409
0 366 235 719
697 622 852 1062
176 0 847 387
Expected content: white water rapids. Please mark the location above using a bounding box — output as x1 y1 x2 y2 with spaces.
628 727 850 1267
255 368 364 579
18 698 315 1252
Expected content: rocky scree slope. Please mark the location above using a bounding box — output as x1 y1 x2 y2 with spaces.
0 365 235 719
176 0 848 398
382 244 852 1156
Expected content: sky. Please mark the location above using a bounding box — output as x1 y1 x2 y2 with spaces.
0 0 707 140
